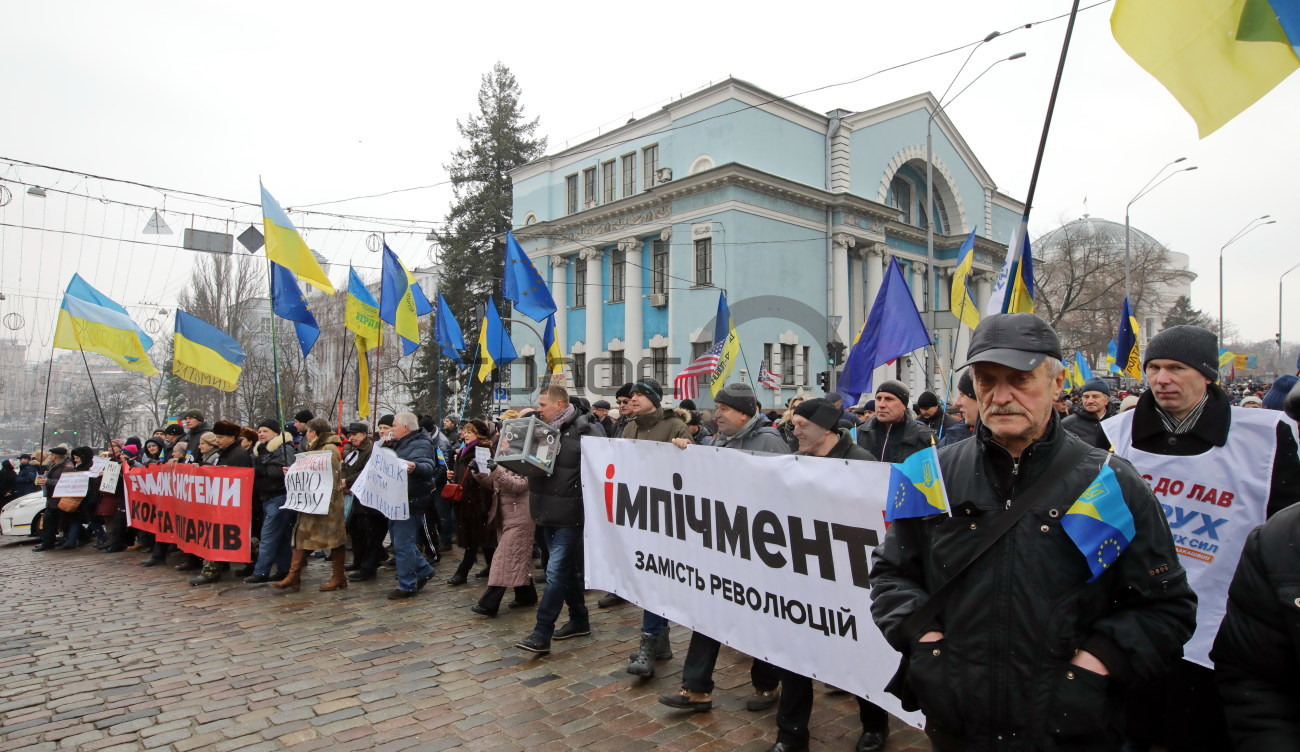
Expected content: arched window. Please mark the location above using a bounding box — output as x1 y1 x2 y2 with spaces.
888 175 913 225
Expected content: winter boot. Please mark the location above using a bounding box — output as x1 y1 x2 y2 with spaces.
320 547 348 591
273 549 307 591
627 632 660 678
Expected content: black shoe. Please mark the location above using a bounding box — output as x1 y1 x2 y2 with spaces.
764 743 808 752
658 688 713 712
269 571 289 580
515 633 550 654
233 565 254 577
597 592 626 608
854 730 887 752
387 588 416 600
188 573 220 586
344 563 361 571
553 621 591 640
32 544 54 552
416 575 431 591
474 568 489 579
446 574 467 586
380 556 396 568
244 574 272 584
140 557 165 567
471 604 497 618
101 546 125 554
508 598 538 609
746 689 780 712
347 570 376 582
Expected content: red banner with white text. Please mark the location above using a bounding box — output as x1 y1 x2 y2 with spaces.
123 463 254 562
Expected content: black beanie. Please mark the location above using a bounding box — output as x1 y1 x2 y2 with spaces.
615 383 634 400
631 378 663 407
1143 325 1219 383
678 398 697 411
1080 378 1111 396
378 414 395 427
257 418 281 433
294 409 314 424
794 398 841 431
876 380 910 406
957 372 976 400
714 383 758 416
916 391 939 409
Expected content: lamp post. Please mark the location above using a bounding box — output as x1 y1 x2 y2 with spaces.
1280 261 1300 372
1219 216 1276 348
1124 159 1196 305
925 47 1025 386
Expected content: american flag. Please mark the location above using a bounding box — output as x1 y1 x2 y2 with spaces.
758 360 781 392
674 341 723 400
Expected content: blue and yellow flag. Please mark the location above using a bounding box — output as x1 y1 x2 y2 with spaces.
707 292 740 398
949 229 981 330
345 268 381 418
380 244 431 356
985 216 1035 315
542 314 563 374
477 295 517 382
172 310 245 391
434 292 465 367
503 231 558 322
53 274 158 376
1075 350 1094 382
1117 297 1142 379
1106 339 1120 373
1112 0 1300 138
1061 459 1137 582
885 445 950 521
1218 348 1237 368
271 261 320 357
260 182 335 294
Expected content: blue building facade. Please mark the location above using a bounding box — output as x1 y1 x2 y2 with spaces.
508 78 1023 407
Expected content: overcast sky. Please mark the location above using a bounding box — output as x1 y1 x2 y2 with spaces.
2 0 1296 362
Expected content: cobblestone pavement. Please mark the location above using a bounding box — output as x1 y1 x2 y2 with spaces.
0 541 928 752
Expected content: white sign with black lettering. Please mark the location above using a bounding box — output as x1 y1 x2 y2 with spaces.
52 471 91 498
352 447 409 520
100 461 122 493
281 451 334 515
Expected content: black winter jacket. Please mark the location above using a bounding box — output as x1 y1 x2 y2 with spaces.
870 416 1196 749
1211 502 1300 751
529 408 606 527
389 429 439 514
251 433 296 501
1060 408 1113 450
856 413 933 463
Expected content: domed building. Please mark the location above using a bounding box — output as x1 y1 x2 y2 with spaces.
1033 215 1195 354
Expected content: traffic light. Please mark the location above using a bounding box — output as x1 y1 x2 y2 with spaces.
827 341 846 366
817 371 830 391
1277 333 1283 347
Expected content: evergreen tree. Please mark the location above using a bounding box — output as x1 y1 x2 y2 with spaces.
1163 295 1215 330
409 62 545 419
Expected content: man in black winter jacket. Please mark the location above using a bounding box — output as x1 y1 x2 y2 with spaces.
385 412 438 600
871 314 1196 751
856 380 933 463
1060 378 1114 449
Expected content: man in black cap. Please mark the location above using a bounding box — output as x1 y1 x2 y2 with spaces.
342 422 385 581
914 390 958 436
871 313 1195 750
611 383 634 438
590 399 614 436
937 372 978 447
855 380 933 463
1060 377 1114 449
1052 390 1073 419
1101 325 1300 751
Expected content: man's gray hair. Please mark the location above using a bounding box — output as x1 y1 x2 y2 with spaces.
1044 357 1064 379
393 411 419 431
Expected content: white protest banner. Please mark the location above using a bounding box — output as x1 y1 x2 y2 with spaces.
474 446 491 474
52 471 91 498
100 461 122 493
281 451 334 515
581 437 922 728
353 447 409 520
89 456 111 478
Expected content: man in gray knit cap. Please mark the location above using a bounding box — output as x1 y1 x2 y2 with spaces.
1103 324 1300 751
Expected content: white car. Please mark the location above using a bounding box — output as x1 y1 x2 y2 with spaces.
1 491 46 538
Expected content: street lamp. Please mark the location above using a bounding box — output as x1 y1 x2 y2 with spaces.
1124 158 1197 304
1279 260 1300 372
1219 216 1276 348
925 46 1026 385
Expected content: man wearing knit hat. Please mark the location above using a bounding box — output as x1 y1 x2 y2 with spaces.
659 383 789 715
178 409 210 467
1102 325 1300 750
1060 377 1115 449
855 379 933 463
913 390 958 435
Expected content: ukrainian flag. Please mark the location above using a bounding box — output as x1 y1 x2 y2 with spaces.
948 229 981 330
1106 339 1120 373
1061 459 1137 582
1075 351 1094 381
380 244 432 356
1218 348 1237 368
172 310 245 392
345 268 381 418
885 445 950 521
1112 0 1300 138
1117 297 1142 379
53 274 158 377
477 295 517 382
708 292 740 398
260 182 335 295
542 314 563 374
985 216 1035 315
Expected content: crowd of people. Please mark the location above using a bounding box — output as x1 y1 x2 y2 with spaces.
4 316 1300 752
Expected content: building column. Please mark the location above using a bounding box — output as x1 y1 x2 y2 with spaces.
911 261 927 312
831 234 854 344
864 244 884 316
619 236 642 379
550 255 569 359
581 247 605 358
847 246 864 336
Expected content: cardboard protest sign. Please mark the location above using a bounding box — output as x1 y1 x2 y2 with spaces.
281 451 334 515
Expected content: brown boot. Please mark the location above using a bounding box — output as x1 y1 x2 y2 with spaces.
272 549 306 591
320 547 348 591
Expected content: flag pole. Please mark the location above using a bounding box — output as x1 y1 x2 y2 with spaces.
266 258 286 433
333 336 354 418
78 348 114 448
38 351 55 458
1021 0 1081 220
371 332 382 431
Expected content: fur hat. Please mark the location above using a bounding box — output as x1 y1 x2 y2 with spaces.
212 420 242 438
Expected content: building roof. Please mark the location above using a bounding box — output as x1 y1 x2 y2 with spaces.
1034 215 1164 252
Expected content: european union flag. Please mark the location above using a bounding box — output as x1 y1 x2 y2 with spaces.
839 257 930 404
885 445 950 521
271 261 320 357
502 231 558 322
1061 460 1136 582
434 291 465 367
